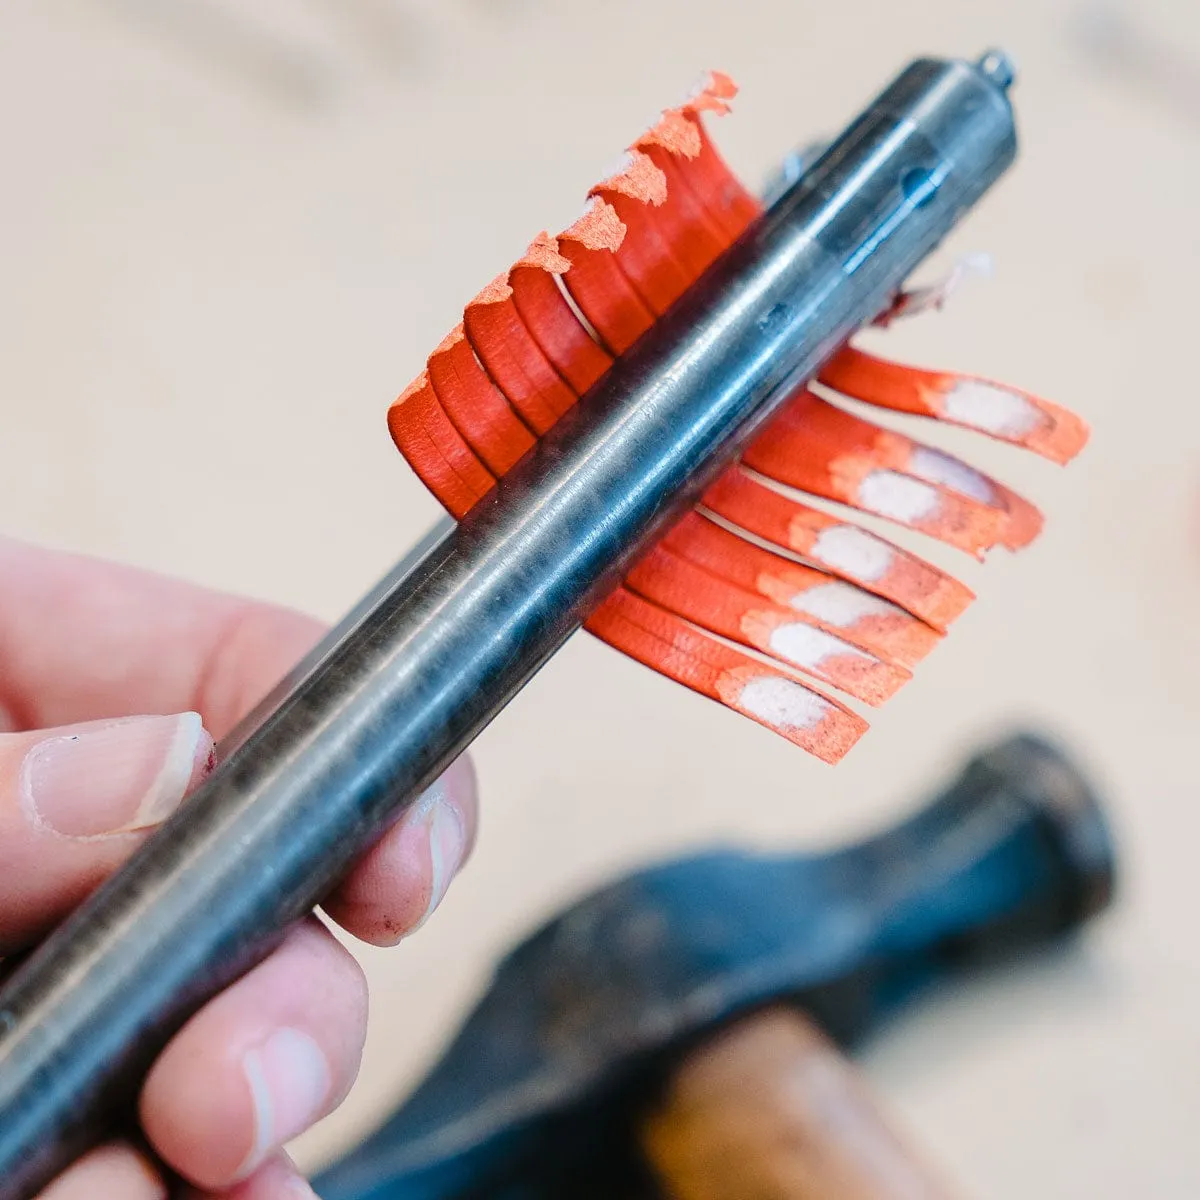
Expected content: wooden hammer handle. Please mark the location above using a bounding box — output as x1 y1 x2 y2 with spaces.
640 1007 957 1200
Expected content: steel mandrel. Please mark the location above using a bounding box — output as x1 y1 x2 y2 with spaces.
0 50 1081 1199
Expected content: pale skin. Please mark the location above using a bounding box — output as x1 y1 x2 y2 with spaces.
0 537 479 1199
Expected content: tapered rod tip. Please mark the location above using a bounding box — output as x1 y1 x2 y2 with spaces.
976 48 1017 91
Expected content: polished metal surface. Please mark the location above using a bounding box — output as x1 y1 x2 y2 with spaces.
0 52 1017 1197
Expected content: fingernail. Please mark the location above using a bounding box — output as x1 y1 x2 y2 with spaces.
411 790 468 933
21 713 212 840
240 1028 331 1177
278 1153 321 1199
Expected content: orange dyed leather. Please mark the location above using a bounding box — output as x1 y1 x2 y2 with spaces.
383 72 1086 763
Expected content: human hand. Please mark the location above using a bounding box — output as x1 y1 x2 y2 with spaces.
0 538 478 1199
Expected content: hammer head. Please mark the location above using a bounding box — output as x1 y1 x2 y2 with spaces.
315 734 1115 1200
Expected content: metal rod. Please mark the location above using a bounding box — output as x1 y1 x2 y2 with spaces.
0 51 1017 1198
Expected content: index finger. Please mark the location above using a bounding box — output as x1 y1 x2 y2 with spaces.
35 1144 165 1200
0 538 323 739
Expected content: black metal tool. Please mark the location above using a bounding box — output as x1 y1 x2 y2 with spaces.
313 733 1116 1200
0 52 1018 1197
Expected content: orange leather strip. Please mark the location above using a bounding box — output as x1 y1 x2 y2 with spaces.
661 512 941 670
463 275 578 435
672 72 763 239
702 468 974 630
387 372 496 518
743 390 1043 555
675 119 762 240
509 234 613 395
590 152 695 314
624 543 910 705
584 586 867 764
427 324 536 475
559 199 657 354
820 346 1089 464
636 115 730 274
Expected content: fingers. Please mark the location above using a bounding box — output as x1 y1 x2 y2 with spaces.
323 755 478 945
47 763 478 1193
0 537 323 738
181 1154 318 1199
35 1144 166 1200
0 707 477 954
1 720 476 1196
34 1146 318 1200
0 546 481 1195
0 713 214 952
140 921 368 1191
17 773 477 1192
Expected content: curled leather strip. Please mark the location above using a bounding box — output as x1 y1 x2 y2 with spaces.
624 542 911 706
559 198 655 355
662 512 942 670
427 325 535 475
384 71 1086 762
701 468 974 631
387 372 495 519
463 275 578 435
819 345 1089 465
585 586 868 764
742 389 1044 557
510 234 613 394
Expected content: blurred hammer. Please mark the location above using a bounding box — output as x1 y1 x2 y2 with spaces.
314 733 1116 1199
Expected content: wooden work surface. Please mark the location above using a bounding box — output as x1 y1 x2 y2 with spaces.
1 1 1197 1194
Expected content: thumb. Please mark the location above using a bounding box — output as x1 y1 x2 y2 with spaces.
0 713 213 953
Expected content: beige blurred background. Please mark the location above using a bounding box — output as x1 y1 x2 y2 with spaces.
2 0 1199 1195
